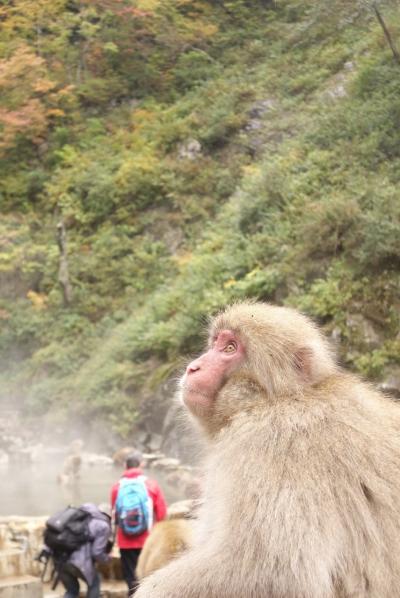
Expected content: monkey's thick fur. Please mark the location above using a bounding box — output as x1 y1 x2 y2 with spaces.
136 518 193 579
136 302 400 598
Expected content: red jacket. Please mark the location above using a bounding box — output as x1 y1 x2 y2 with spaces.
110 468 167 549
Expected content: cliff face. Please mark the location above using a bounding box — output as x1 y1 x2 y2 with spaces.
0 1 399 441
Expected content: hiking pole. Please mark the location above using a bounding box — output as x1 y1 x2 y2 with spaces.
35 548 52 584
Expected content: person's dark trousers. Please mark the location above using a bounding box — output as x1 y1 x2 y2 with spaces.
59 568 101 598
120 548 142 596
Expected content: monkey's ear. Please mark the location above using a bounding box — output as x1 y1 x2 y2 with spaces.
294 347 313 382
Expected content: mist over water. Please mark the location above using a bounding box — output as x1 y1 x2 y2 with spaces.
0 458 184 517
0 410 189 517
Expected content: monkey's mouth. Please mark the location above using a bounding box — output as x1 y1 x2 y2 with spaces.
181 384 213 408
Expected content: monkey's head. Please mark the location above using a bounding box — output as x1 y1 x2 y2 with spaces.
179 301 337 435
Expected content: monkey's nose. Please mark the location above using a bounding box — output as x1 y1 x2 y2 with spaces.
186 362 201 375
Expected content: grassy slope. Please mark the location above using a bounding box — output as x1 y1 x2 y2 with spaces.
1 2 399 436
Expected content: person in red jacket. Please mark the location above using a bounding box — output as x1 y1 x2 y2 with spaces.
111 450 167 596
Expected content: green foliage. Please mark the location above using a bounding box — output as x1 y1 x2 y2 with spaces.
357 189 400 267
292 263 360 321
173 50 220 91
352 340 400 379
1 0 400 437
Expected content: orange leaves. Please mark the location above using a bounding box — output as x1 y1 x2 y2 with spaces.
115 6 152 18
0 45 48 111
27 290 48 310
46 108 66 118
0 45 71 154
33 78 56 94
0 99 47 150
133 108 157 124
0 45 44 93
82 0 152 17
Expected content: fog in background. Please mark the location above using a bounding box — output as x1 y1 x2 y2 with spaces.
0 459 183 517
0 410 185 517
1 459 116 517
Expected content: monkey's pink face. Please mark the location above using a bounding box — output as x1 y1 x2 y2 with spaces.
181 330 245 412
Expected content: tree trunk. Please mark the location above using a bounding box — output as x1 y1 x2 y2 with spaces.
57 221 73 307
373 3 400 65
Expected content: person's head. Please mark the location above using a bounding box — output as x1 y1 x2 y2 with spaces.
125 450 143 469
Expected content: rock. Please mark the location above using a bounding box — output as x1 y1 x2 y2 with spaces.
244 99 276 134
176 464 195 473
177 139 202 160
136 430 150 447
83 453 113 467
346 314 383 349
167 499 201 520
0 516 47 578
143 452 165 465
146 433 163 452
0 549 26 579
151 458 181 471
379 366 400 399
321 61 356 103
344 61 355 71
330 326 342 344
159 225 183 254
241 99 278 158
164 470 183 485
244 119 263 132
164 467 202 500
327 84 347 99
248 99 276 119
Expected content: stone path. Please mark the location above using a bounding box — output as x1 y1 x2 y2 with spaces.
0 575 42 598
43 579 127 597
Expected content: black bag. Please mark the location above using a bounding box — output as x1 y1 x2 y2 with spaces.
44 507 92 556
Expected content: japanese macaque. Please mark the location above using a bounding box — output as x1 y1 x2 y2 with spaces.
136 301 400 598
57 440 83 485
137 518 194 580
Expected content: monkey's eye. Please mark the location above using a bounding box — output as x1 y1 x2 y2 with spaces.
224 342 237 353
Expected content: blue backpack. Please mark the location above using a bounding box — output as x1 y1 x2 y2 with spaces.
115 476 153 536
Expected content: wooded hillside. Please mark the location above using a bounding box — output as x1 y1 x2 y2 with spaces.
1 0 399 438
